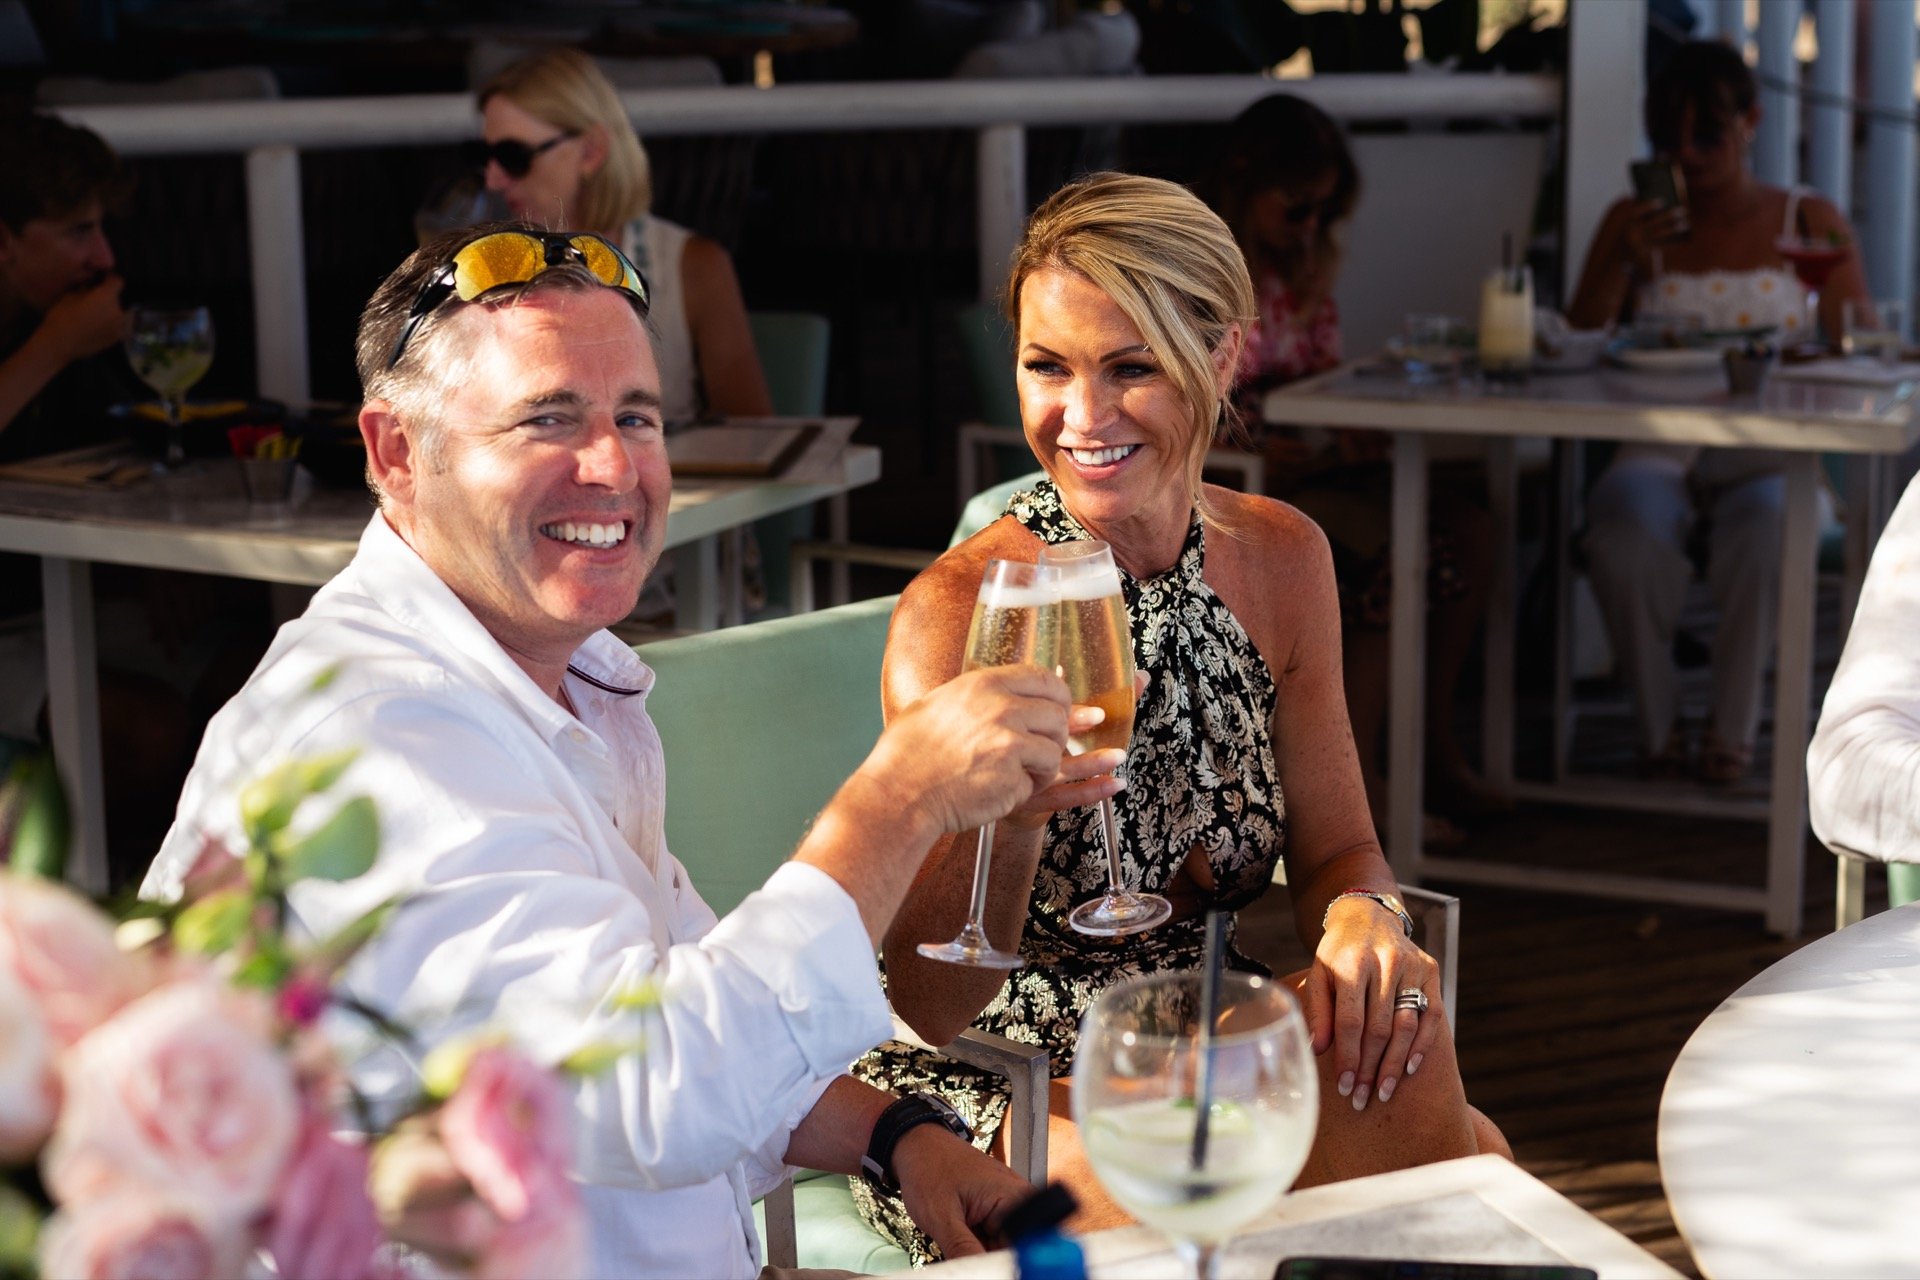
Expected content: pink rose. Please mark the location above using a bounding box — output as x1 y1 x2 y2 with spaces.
0 968 57 1160
474 1179 586 1280
439 1047 574 1223
38 1190 248 1280
267 1117 383 1280
0 874 150 1047
43 979 300 1219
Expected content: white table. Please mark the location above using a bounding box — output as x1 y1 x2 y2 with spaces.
1658 902 1920 1277
901 1154 1678 1279
1264 364 1920 935
0 443 879 892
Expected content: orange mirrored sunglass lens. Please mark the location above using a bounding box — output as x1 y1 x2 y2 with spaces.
450 234 545 301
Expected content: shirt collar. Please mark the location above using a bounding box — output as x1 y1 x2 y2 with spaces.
349 514 651 744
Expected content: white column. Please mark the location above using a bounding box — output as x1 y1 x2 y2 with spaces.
245 144 310 407
1864 0 1917 309
1565 0 1646 301
1752 0 1799 188
1806 1 1854 208
1713 0 1748 47
976 124 1025 304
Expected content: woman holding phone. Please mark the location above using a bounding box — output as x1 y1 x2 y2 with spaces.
1566 38 1867 785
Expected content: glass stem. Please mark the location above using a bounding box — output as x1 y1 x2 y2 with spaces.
1099 797 1124 896
965 821 995 932
1173 1239 1221 1280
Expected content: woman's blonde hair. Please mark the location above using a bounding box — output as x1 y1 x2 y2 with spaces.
477 48 651 234
1006 172 1255 528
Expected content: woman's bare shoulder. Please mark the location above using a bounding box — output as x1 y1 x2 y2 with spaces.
1207 486 1333 562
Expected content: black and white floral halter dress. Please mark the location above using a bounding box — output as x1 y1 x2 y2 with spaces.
849 479 1289 1262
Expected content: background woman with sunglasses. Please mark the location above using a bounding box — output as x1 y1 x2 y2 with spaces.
1566 40 1867 785
475 48 771 424
1216 94 1506 848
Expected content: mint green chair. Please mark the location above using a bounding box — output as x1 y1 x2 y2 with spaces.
746 310 832 614
630 596 1047 1270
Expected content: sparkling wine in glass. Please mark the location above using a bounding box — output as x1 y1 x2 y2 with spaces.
917 559 1057 968
125 306 214 470
1036 539 1171 937
1075 970 1319 1280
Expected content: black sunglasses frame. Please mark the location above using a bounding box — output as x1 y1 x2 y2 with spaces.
385 230 650 371
462 131 578 179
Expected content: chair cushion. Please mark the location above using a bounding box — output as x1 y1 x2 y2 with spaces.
753 1175 911 1274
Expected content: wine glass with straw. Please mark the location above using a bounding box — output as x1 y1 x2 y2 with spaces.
1037 538 1171 937
916 558 1057 968
1075 913 1319 1280
124 306 214 470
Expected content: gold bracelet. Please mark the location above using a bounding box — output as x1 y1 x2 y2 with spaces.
1321 889 1414 938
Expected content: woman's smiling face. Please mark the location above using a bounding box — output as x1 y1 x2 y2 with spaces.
1016 267 1206 572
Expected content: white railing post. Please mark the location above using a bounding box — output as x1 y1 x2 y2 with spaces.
1806 1 1853 209
245 144 310 407
1864 0 1917 313
1753 0 1799 188
977 123 1025 304
1565 0 1645 300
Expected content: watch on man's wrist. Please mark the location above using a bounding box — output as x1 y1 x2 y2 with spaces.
861 1092 972 1191
1322 888 1415 938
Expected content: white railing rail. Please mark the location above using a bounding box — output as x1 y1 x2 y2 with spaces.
57 74 1562 405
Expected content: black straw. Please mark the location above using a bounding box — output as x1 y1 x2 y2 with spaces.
1189 910 1227 1171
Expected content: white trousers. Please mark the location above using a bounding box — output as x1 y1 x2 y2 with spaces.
1583 448 1787 758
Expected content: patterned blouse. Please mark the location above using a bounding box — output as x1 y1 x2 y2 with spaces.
849 478 1288 1262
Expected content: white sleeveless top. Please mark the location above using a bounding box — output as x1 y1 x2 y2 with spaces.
1637 187 1811 335
622 214 699 424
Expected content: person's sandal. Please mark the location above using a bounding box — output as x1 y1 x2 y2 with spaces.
1697 729 1754 787
1639 725 1692 780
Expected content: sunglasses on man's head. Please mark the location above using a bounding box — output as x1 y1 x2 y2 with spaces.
461 132 577 179
385 230 651 370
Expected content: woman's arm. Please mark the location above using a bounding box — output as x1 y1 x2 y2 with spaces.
1566 197 1672 330
1210 492 1444 1107
680 234 773 417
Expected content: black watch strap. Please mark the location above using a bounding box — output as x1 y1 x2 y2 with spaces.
861 1092 972 1191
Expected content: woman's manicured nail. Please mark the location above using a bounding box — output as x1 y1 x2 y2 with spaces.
1351 1082 1370 1111
1378 1076 1397 1102
1338 1071 1354 1098
1407 1053 1423 1076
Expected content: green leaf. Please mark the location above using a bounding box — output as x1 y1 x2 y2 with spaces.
0 1183 41 1275
1 752 68 881
234 947 294 991
560 1036 649 1077
420 1032 505 1100
608 979 663 1014
308 664 342 694
238 748 361 846
278 796 380 884
302 898 398 977
172 889 254 955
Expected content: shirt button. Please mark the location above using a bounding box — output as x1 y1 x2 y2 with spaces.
568 728 588 744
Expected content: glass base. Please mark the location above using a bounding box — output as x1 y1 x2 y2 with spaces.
1068 890 1173 937
916 938 1024 969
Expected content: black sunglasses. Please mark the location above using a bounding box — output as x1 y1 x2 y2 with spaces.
1280 195 1343 226
461 132 577 179
386 230 650 370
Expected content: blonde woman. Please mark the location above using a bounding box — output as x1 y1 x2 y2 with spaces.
854 173 1506 1260
476 48 770 422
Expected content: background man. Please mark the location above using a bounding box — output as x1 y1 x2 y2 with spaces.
145 225 1124 1277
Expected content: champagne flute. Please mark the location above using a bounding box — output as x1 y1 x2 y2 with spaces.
125 306 214 470
1075 971 1318 1280
1036 539 1171 937
917 559 1056 968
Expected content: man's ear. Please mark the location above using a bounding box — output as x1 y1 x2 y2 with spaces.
360 399 415 506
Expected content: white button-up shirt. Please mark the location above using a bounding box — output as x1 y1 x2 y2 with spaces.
144 515 892 1279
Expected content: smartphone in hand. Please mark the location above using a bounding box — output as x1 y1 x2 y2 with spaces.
1629 160 1691 241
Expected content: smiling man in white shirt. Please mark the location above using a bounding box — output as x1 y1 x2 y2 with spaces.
144 226 1124 1278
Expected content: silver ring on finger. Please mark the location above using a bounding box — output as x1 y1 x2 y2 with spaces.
1394 987 1429 1014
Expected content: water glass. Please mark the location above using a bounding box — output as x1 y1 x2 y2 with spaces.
1399 314 1462 384
1843 299 1907 364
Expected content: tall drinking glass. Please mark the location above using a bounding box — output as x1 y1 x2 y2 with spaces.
1036 539 1171 937
917 559 1056 968
125 306 214 470
1075 971 1319 1280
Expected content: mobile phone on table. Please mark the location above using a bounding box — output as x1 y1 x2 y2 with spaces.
1274 1258 1599 1280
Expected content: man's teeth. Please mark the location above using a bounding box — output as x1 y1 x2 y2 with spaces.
540 520 628 548
1070 444 1138 466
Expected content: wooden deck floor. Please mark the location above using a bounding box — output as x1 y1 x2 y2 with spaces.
1240 796 1861 1278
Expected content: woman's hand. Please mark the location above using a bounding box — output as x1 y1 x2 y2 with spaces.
1617 198 1690 280
1302 896 1445 1112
